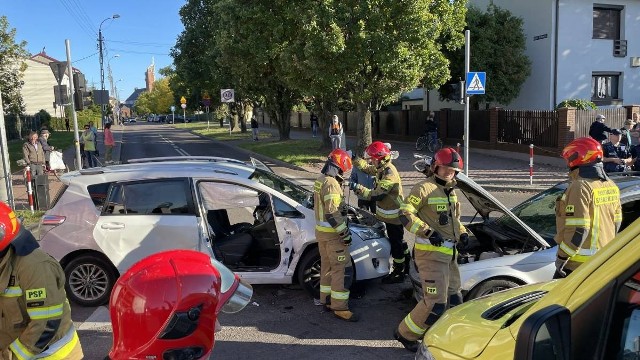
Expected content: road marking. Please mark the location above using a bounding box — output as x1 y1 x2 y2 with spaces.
159 134 191 156
77 306 112 331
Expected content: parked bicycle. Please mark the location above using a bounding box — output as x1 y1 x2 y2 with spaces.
415 131 443 152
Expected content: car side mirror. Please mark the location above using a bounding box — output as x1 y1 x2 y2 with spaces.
514 305 571 360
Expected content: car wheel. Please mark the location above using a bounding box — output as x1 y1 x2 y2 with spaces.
467 279 520 300
64 255 117 307
297 246 355 299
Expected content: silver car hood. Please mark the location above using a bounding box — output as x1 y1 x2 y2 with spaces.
455 172 551 248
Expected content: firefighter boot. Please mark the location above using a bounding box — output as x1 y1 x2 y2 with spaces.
334 310 359 322
403 243 411 275
382 263 406 284
394 329 419 352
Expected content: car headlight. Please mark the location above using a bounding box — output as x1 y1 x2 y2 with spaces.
350 226 384 240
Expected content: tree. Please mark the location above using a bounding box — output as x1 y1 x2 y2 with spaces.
440 3 531 108
0 16 28 115
281 0 467 153
134 78 174 115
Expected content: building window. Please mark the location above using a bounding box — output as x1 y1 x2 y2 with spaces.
591 72 621 103
593 6 622 40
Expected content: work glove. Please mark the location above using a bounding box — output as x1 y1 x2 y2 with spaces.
457 233 469 251
342 234 352 246
349 181 358 191
428 231 444 247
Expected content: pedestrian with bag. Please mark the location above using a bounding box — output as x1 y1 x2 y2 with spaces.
393 148 469 352
329 115 343 150
38 129 54 172
314 149 358 322
351 141 409 284
554 137 622 279
0 202 84 359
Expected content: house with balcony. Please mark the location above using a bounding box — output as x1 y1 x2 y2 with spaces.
469 0 640 109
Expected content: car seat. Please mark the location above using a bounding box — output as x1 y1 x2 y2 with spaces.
207 210 253 265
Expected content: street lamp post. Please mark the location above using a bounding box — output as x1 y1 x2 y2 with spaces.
98 14 120 129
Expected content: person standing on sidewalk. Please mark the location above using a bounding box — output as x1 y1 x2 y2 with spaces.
82 124 97 168
104 122 115 164
589 114 613 144
351 141 409 284
310 112 319 138
314 149 358 322
38 130 54 172
329 115 343 150
250 115 259 141
22 131 45 177
64 117 70 132
554 137 622 278
393 148 469 352
0 202 84 359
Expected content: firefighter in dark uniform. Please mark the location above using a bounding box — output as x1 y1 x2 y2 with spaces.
554 137 622 278
589 114 613 143
314 149 358 322
351 141 409 283
0 202 83 359
393 148 469 352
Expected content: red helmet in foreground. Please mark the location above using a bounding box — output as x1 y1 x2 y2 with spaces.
432 148 463 172
562 137 603 168
365 141 391 161
108 250 252 360
328 148 353 173
0 202 20 252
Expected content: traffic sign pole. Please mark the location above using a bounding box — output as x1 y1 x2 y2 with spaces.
464 29 470 175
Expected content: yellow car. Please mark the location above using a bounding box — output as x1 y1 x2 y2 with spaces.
417 217 640 360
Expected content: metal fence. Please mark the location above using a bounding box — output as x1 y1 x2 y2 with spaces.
446 110 490 141
498 110 559 148
574 109 628 138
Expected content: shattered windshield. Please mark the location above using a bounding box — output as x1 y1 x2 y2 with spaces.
249 169 313 208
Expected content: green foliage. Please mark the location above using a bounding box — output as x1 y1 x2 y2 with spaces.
0 16 29 115
35 109 52 129
556 99 597 110
135 78 174 115
441 4 531 106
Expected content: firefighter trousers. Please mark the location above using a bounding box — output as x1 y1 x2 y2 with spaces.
318 237 352 311
397 248 462 341
385 222 407 265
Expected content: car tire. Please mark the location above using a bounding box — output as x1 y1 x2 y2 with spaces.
297 246 355 299
64 255 117 307
467 279 520 300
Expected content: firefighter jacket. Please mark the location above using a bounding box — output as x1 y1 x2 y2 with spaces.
21 142 45 167
555 166 622 272
0 229 82 360
399 176 467 256
354 158 403 225
314 171 349 242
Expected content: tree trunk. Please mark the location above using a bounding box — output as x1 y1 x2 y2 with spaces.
237 101 248 133
316 100 332 149
356 102 373 157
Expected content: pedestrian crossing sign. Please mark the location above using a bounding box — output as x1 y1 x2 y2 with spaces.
466 72 486 95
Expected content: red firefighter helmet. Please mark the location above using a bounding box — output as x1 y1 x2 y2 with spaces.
432 148 463 172
561 137 603 168
0 202 20 252
328 148 353 173
365 141 391 161
109 250 253 360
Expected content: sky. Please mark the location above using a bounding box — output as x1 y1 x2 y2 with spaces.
3 0 185 103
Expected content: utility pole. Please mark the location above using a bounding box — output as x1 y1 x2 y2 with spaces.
66 39 83 171
0 87 15 208
463 30 470 175
98 14 120 129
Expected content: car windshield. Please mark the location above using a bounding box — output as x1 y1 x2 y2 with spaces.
494 184 567 245
249 169 312 208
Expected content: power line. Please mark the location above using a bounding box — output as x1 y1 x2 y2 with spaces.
109 48 171 56
105 39 174 47
66 0 97 35
56 0 96 39
74 52 98 63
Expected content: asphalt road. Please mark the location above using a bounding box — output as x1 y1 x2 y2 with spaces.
71 123 533 359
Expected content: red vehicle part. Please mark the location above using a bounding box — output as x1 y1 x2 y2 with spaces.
108 250 252 360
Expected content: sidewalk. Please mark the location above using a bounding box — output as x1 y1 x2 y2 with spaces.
252 124 567 192
11 124 125 211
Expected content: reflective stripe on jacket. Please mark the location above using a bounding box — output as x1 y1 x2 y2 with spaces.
0 247 82 359
399 176 467 254
354 159 403 225
314 175 348 241
555 169 622 271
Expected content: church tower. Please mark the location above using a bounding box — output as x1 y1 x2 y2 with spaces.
145 57 155 92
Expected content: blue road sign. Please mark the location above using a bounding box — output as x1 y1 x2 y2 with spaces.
466 72 486 95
